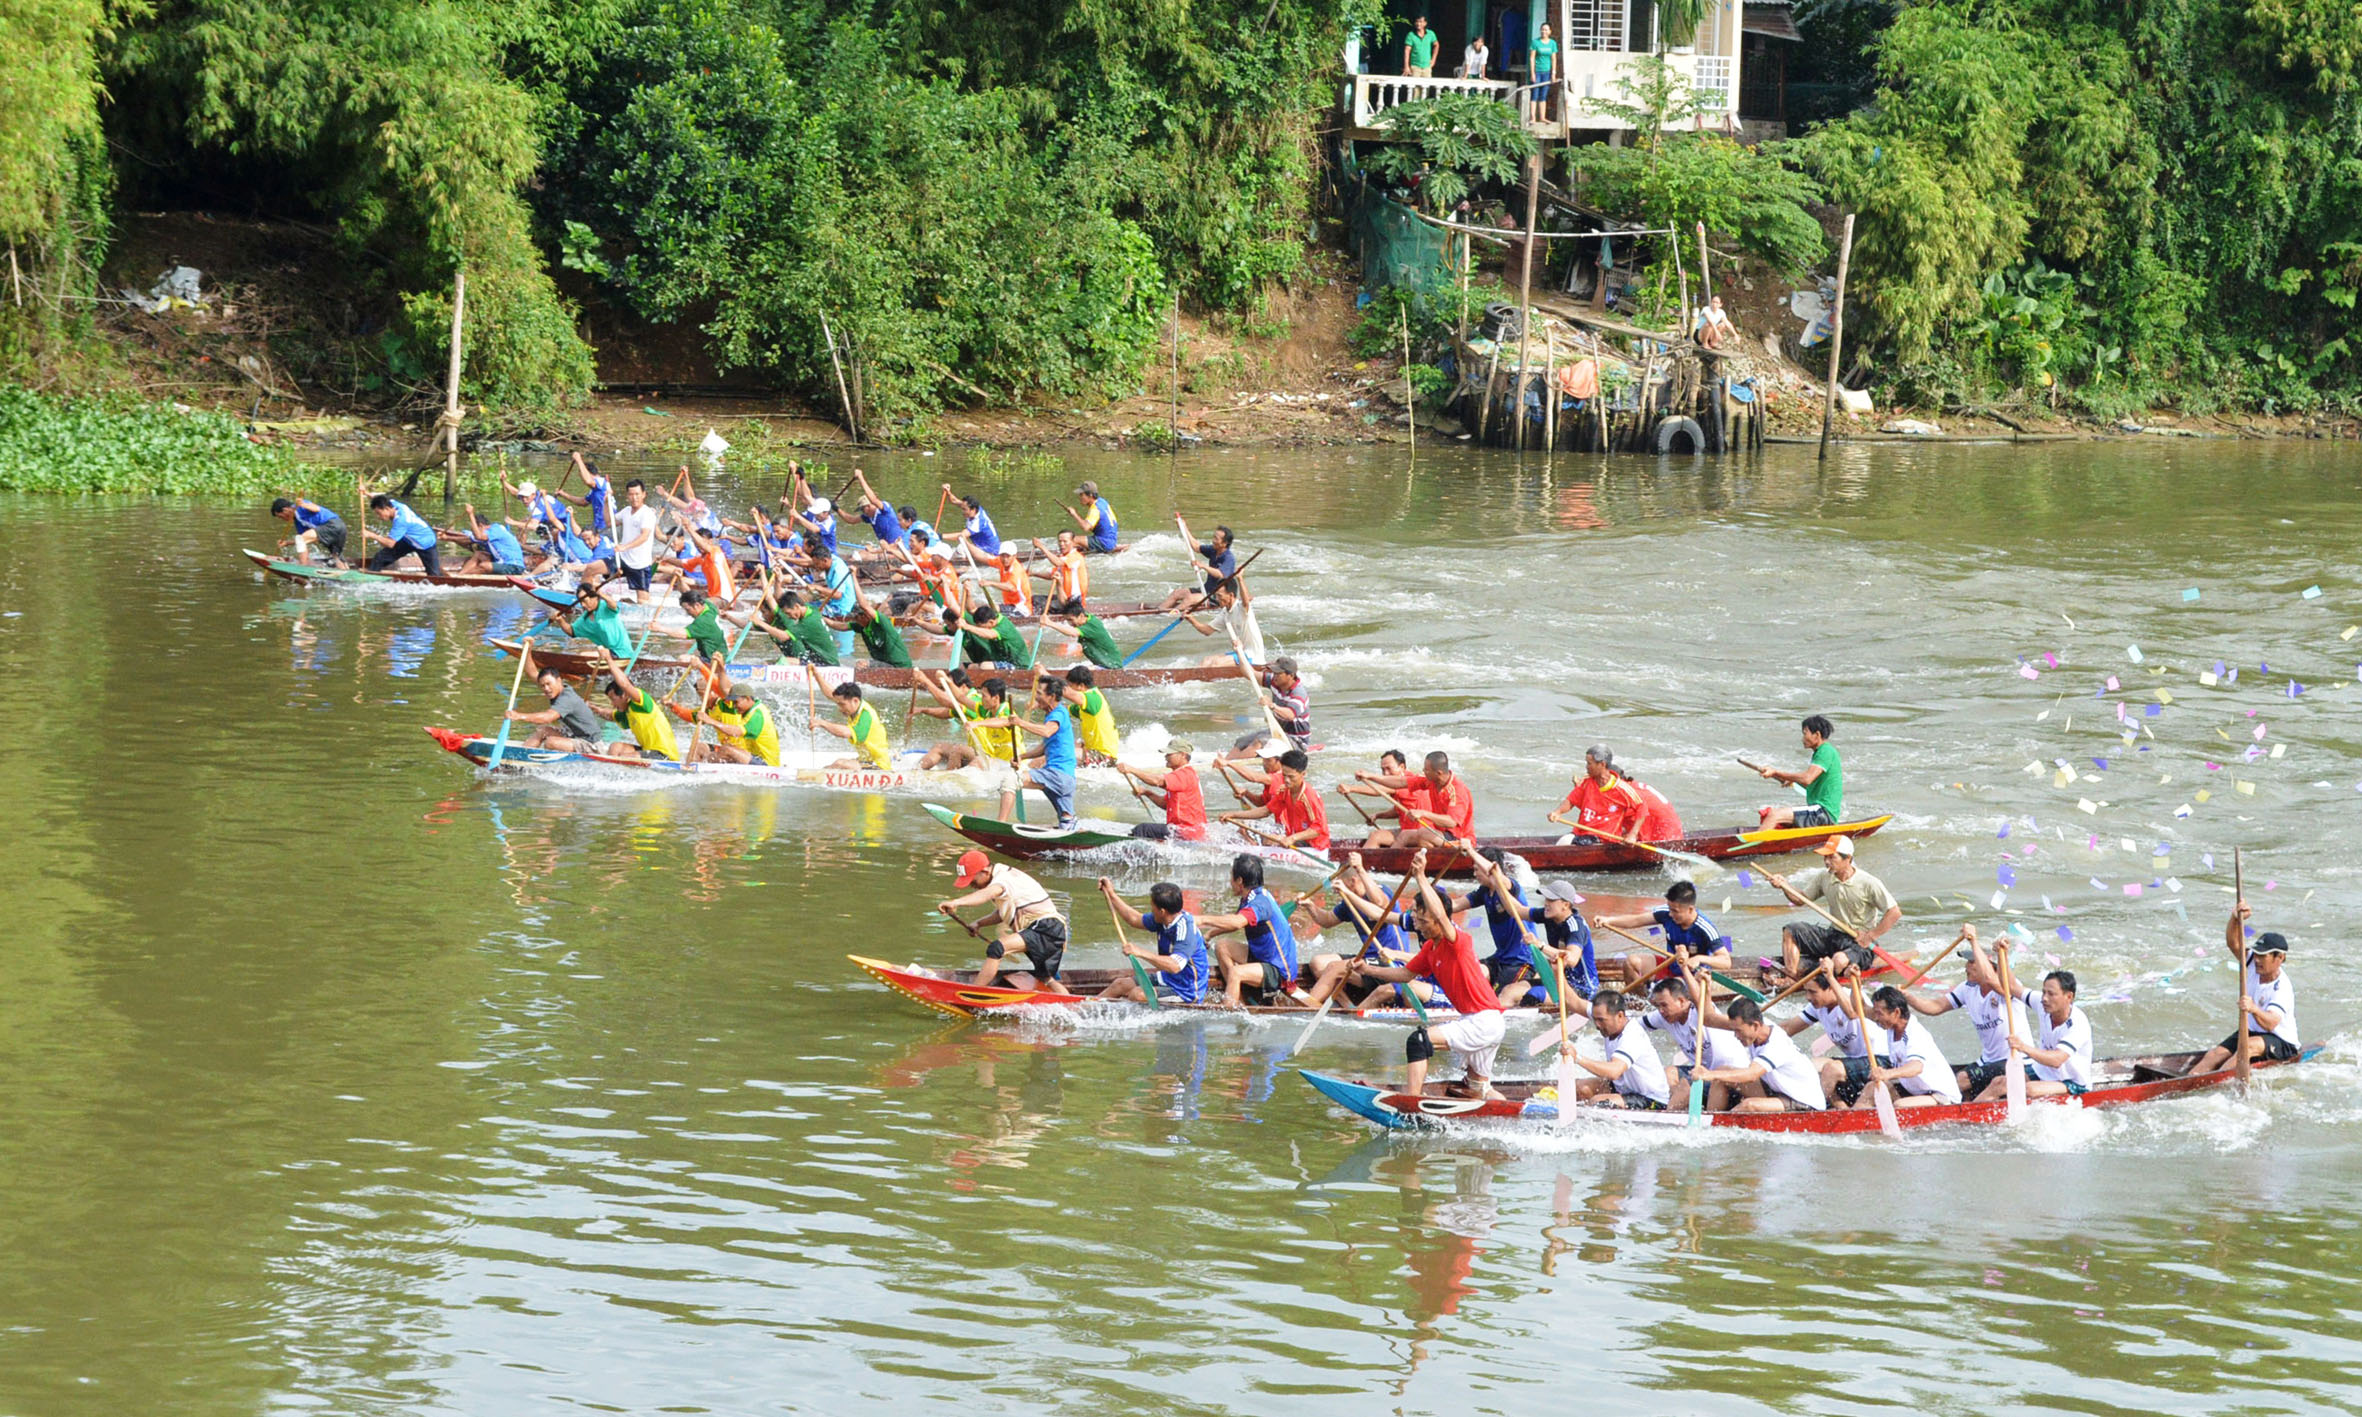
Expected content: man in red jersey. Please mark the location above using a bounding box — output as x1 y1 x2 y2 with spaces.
1349 847 1506 1099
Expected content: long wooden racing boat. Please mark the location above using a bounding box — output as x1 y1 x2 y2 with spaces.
853 952 1898 1021
1300 1043 2324 1134
927 801 1893 876
516 581 1171 625
424 725 917 791
923 803 1339 873
486 638 1255 690
242 548 535 589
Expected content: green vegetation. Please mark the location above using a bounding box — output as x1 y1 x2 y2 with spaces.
0 388 311 493
1360 93 1537 212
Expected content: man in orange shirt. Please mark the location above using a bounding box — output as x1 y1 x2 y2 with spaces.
994 548 1034 618
1030 532 1089 615
1549 745 1645 842
1221 748 1331 849
1118 740 1207 841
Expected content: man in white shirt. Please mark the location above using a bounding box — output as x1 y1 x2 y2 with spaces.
1781 963 1873 1105
1694 997 1827 1112
1461 35 1490 78
1641 974 1748 1112
937 849 1070 994
1563 989 1670 1109
1863 985 1962 1106
611 478 663 602
1976 969 2093 1099
2195 901 2299 1072
1902 925 2013 1097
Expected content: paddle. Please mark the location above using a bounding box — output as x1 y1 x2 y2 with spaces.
1994 940 2029 1122
1231 816 1334 872
484 639 535 772
1685 961 1710 1127
1553 941 1581 1124
1211 757 1259 808
1107 893 1162 1011
1216 614 1289 743
1854 970 1903 1139
2233 846 2251 1095
1592 917 1767 1004
1559 817 1720 875
1340 856 1425 1020
1761 872 1908 974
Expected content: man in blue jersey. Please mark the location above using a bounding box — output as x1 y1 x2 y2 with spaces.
270 496 348 565
1097 879 1212 1004
940 485 1002 557
1441 847 1545 1006
992 674 1078 828
1593 879 1733 984
785 467 840 555
848 468 908 555
363 494 442 574
1302 854 1438 1009
537 453 613 538
1066 480 1121 553
1202 854 1312 1007
454 502 528 575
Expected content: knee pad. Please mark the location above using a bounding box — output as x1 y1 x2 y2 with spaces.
1406 1027 1434 1063
985 941 1006 960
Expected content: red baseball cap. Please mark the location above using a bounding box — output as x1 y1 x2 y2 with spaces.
953 849 992 887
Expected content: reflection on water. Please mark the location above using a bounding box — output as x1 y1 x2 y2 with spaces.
5 441 2362 1416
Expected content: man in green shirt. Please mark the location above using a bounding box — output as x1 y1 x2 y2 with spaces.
654 585 729 666
1038 610 1124 669
834 595 913 668
549 583 632 658
947 600 1033 670
1756 713 1844 828
739 587 839 665
1402 15 1438 76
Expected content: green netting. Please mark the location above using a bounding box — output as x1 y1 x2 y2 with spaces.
1348 179 1453 305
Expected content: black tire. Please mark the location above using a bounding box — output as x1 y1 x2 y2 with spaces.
1652 416 1705 455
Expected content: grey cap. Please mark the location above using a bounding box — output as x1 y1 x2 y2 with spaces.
1076 481 1099 496
1535 880 1587 905
1167 739 1194 757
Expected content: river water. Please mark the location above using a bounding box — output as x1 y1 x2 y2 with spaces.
5 439 2362 1416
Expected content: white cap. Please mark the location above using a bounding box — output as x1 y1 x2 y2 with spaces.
810 497 833 515
515 480 539 497
1814 834 1857 858
1256 739 1286 759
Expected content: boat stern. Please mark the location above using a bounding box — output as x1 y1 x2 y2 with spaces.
1298 1070 1420 1131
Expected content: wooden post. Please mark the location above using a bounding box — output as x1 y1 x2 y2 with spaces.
1671 230 1689 344
1457 232 1471 345
1512 151 1542 451
1818 212 1855 463
443 269 465 504
1170 288 1182 449
1400 297 1415 450
1542 324 1558 451
819 310 857 444
1696 221 1712 304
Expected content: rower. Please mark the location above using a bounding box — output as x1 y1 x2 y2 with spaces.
816 682 891 770
1117 740 1207 841
784 468 839 556
848 469 907 554
594 650 678 760
1754 713 1844 828
1988 968 2093 1098
536 453 613 539
2194 901 2300 1074
1781 964 1873 1106
1900 925 2014 1098
1548 745 1644 842
1627 767 1684 841
738 587 839 665
502 647 607 752
1032 533 1088 615
1217 747 1330 849
1035 606 1124 669
990 674 1079 829
596 477 660 601
1181 578 1265 663
1342 749 1426 848
1348 847 1508 1100
1521 880 1599 1000
992 547 1035 618
1156 524 1237 612
651 584 729 668
270 496 347 565
506 476 578 547
1096 879 1211 1004
694 681 779 766
831 595 914 668
1640 974 1748 1112
1766 835 1899 980
941 849 1070 994
1223 656 1309 758
1380 750 1474 850
946 599 1033 670
363 493 443 574
1691 992 1828 1113
1441 848 1542 1006
548 581 632 658
1201 854 1310 1008
1560 989 1671 1110
1068 480 1120 553
1301 854 1435 1011
1861 984 1961 1109
1592 880 1730 984
940 487 1003 557
914 672 1017 772
454 503 527 575
1058 666 1119 766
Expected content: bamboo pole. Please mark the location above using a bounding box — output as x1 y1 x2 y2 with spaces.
1542 323 1558 451
1400 297 1415 451
443 269 465 504
1170 289 1182 449
819 310 857 444
1457 232 1471 346
1513 150 1541 452
1818 213 1855 462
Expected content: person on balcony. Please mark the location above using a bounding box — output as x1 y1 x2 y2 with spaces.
1461 33 1490 78
1403 15 1439 76
1530 22 1559 121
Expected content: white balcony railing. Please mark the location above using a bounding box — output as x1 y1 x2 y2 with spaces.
1352 55 1738 139
1351 73 1526 130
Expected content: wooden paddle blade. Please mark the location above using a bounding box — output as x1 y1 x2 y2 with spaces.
1286 997 1335 1059
1525 1020 1574 1058
1709 970 1766 1004
2004 1054 2027 1121
1873 1081 1902 1139
1555 1059 1581 1125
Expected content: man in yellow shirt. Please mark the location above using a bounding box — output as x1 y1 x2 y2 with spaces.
818 681 892 769
696 681 780 766
1058 665 1120 766
595 651 678 761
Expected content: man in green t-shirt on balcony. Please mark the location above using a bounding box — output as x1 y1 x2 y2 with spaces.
1755 713 1845 828
1403 16 1439 76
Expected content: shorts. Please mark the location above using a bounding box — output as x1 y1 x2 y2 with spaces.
1048 595 1084 617
1764 1093 1822 1112
491 560 526 576
1017 916 1067 980
1788 923 1873 972
1024 766 1077 824
1232 729 1273 753
620 563 655 592
1792 806 1836 828
1485 956 1533 993
311 524 348 557
1609 1094 1667 1112
2024 1065 2090 1096
1244 961 1292 999
1960 1060 2010 1096
1830 1054 1872 1107
1434 1009 1507 1080
2218 1031 2298 1063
